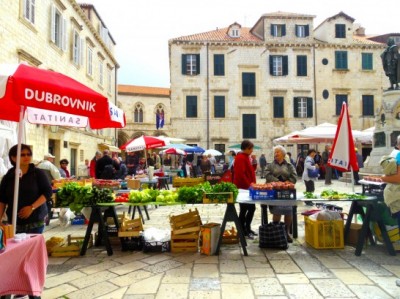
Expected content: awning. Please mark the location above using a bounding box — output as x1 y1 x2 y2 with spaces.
99 143 121 153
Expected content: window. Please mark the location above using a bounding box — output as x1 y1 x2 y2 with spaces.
271 24 286 37
335 51 348 69
181 54 200 75
293 97 313 118
335 94 348 115
296 55 307 76
335 24 346 38
214 96 225 118
186 96 197 117
50 5 67 51
107 68 112 94
134 103 143 123
231 29 239 37
242 114 256 139
214 54 225 76
23 0 35 24
99 25 111 49
362 53 373 70
72 30 83 66
269 56 288 76
273 97 284 118
242 73 256 97
295 25 309 37
99 60 104 86
87 47 93 76
362 95 374 116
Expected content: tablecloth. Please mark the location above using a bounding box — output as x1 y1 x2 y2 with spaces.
0 234 48 296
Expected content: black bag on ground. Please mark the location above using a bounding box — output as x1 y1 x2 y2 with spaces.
259 222 288 249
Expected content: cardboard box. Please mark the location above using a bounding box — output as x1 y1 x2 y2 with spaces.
346 223 362 246
127 179 140 190
200 223 221 255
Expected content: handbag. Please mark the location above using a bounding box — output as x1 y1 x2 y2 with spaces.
259 222 288 249
307 168 319 178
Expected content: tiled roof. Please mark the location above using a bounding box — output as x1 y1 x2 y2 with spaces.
170 27 262 43
353 35 385 45
118 85 170 97
260 11 316 19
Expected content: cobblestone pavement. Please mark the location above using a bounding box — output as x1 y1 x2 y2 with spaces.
41 179 400 299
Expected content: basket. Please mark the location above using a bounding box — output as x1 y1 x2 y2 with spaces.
143 240 170 253
305 217 344 249
249 188 276 200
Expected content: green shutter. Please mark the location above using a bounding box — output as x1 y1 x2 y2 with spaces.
270 24 274 35
295 25 299 37
196 54 200 75
283 56 288 75
293 97 299 117
181 54 186 74
269 56 273 75
307 98 313 118
305 25 309 36
282 25 286 36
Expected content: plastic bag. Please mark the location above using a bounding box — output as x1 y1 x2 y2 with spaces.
143 227 170 242
59 208 75 227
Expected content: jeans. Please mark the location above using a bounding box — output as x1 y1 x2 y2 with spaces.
26 225 45 234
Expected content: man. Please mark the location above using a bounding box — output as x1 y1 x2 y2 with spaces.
381 37 400 90
96 150 120 179
322 145 332 185
259 154 267 178
353 148 364 185
37 153 61 184
126 152 139 176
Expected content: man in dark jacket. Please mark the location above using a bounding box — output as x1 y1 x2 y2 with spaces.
96 150 120 179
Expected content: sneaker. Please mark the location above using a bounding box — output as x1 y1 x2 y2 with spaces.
249 230 258 236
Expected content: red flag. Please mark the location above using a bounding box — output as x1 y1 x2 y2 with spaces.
328 102 359 172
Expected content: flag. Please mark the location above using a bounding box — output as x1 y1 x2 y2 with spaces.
328 102 359 172
159 111 164 128
156 112 160 129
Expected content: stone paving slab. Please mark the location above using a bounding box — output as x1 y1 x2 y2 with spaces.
38 179 400 299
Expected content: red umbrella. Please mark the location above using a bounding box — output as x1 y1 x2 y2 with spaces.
160 148 187 155
120 135 167 152
0 63 120 234
328 102 359 172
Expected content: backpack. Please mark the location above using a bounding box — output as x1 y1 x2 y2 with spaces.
101 164 116 179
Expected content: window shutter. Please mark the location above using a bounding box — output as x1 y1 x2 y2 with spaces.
305 25 309 37
283 56 288 75
79 38 84 66
269 56 273 75
51 5 56 43
282 25 286 36
62 17 67 52
270 24 274 35
181 55 186 75
293 97 299 117
196 54 200 75
295 25 299 37
307 98 313 118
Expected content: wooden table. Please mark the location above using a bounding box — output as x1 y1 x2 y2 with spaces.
0 235 48 298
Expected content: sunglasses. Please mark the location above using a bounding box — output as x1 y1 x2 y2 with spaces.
21 153 32 157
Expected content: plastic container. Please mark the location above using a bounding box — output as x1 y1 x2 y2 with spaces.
305 217 344 249
249 188 276 200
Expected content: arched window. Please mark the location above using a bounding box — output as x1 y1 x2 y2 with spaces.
134 103 143 123
155 104 165 129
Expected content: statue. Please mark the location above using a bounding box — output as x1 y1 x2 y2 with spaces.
381 37 400 90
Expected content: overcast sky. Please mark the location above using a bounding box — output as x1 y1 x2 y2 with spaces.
84 0 398 88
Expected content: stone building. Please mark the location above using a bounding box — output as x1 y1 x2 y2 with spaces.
168 11 387 160
117 84 170 145
0 1 118 175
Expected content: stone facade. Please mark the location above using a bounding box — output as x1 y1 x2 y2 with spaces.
117 85 170 145
168 11 387 161
0 0 118 175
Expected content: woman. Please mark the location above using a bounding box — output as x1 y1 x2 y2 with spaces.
59 159 70 178
302 149 319 206
0 144 52 234
233 140 257 239
90 151 102 178
265 145 297 242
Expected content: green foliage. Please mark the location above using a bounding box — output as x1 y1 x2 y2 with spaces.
176 182 239 204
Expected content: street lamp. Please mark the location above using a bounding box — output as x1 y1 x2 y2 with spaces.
49 125 59 133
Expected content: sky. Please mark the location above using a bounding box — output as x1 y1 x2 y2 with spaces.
84 0 399 88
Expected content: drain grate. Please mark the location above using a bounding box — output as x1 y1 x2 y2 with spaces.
47 264 77 274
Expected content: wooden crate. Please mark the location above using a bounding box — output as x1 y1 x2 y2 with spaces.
203 192 234 204
170 209 202 253
51 234 93 257
172 177 204 187
118 217 143 237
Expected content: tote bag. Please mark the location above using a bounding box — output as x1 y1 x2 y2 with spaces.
259 222 288 249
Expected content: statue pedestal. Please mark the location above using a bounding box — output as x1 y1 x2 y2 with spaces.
361 90 400 175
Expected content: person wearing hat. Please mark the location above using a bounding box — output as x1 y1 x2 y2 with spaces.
353 148 364 185
37 153 61 184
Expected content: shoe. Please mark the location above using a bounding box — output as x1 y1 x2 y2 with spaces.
246 233 255 240
287 236 293 243
249 230 258 236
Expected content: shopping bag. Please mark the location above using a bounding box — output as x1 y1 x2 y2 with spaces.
259 222 288 249
307 168 319 178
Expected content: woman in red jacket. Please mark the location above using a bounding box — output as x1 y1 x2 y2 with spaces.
233 140 257 239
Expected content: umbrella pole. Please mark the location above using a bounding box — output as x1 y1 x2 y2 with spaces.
12 106 25 236
350 166 355 193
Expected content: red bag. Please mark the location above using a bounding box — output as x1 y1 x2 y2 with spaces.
220 169 233 183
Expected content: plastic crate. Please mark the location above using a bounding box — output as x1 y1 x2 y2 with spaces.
249 188 276 200
143 240 170 253
275 189 296 199
305 217 344 249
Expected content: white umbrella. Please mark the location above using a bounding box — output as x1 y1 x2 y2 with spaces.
203 149 223 156
158 136 186 144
